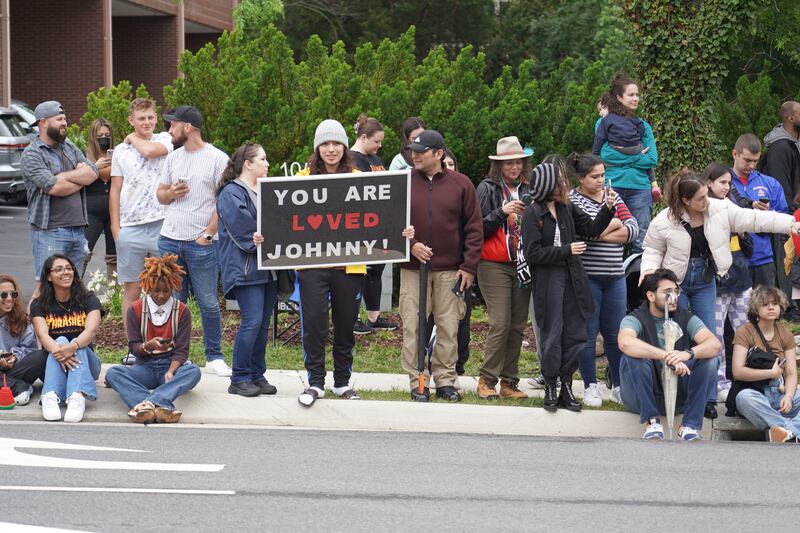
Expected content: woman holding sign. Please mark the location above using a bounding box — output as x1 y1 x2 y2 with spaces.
217 141 279 398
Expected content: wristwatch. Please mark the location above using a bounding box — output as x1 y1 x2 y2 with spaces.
202 233 213 242
686 347 696 361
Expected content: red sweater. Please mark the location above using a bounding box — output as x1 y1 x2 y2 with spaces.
125 299 191 364
406 167 483 274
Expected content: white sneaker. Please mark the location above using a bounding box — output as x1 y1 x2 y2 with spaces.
609 385 623 405
41 391 62 421
205 359 232 377
643 418 664 440
717 388 729 403
583 383 602 407
63 392 86 423
15 385 33 406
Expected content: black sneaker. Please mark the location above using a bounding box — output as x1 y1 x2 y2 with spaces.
228 381 262 397
253 377 277 395
353 319 373 335
704 401 718 419
435 385 461 402
411 387 430 402
368 317 398 331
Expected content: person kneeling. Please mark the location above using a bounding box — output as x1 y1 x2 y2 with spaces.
105 255 201 423
617 269 721 440
727 286 800 443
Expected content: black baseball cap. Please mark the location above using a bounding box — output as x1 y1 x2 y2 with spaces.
408 130 445 152
163 105 204 128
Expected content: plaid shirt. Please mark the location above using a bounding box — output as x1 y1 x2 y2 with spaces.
20 137 96 229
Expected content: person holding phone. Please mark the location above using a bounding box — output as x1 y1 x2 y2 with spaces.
83 118 117 280
104 254 201 424
522 162 617 412
0 274 47 406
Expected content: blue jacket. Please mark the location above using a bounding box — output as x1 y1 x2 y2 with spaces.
600 119 658 190
216 180 275 298
731 170 788 267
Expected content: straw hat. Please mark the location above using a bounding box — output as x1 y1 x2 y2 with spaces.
488 136 534 160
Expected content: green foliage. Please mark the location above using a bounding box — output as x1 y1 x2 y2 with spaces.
716 73 780 154
621 0 758 177
66 81 158 151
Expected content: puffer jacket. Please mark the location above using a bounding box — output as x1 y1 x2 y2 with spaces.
641 197 794 284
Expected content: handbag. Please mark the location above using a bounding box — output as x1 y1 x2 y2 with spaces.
277 270 296 303
725 322 778 416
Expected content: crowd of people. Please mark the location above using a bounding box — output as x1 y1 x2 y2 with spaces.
3 72 800 443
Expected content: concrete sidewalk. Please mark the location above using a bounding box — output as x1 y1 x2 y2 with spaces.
0 366 712 440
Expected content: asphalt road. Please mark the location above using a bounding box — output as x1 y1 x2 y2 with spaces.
0 205 107 299
0 423 797 532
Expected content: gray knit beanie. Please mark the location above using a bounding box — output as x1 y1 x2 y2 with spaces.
313 119 349 151
528 162 558 202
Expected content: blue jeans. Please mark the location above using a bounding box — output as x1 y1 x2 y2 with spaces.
31 227 88 281
105 358 201 411
619 354 715 430
231 282 278 384
735 381 800 435
679 257 718 402
580 276 626 387
41 336 101 401
158 236 223 362
614 188 651 255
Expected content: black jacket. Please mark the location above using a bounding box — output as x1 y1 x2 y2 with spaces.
760 138 800 211
475 177 531 238
522 200 614 320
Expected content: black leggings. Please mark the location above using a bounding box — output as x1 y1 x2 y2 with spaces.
1 349 47 395
85 193 116 256
361 263 385 311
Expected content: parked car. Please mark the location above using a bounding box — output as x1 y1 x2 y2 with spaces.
11 99 37 133
0 106 34 204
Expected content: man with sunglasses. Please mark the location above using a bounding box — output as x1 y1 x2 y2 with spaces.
617 269 721 440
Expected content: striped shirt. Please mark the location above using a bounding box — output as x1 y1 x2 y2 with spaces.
569 189 638 277
160 143 229 241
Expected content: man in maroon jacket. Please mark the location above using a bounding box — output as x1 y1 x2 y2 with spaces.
399 130 483 402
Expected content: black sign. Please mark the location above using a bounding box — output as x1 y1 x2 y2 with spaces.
257 170 410 269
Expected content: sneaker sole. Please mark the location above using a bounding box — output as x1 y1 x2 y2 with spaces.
353 330 374 336
370 326 397 331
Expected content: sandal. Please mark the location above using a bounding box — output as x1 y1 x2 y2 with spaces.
337 389 361 400
128 401 155 424
298 387 320 407
155 407 182 424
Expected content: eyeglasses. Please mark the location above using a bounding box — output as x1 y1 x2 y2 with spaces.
0 291 18 300
50 265 74 274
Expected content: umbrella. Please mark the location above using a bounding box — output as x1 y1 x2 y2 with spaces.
416 262 429 397
662 292 683 440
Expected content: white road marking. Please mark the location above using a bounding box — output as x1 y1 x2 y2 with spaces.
0 216 12 219
0 486 235 495
0 522 92 533
0 438 224 471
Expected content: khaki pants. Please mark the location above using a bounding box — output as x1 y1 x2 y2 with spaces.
477 260 531 385
400 268 466 389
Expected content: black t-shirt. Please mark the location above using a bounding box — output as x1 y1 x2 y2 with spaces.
350 150 385 173
30 293 104 341
685 224 709 258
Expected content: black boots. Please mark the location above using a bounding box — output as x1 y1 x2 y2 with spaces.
544 378 559 412
558 380 582 412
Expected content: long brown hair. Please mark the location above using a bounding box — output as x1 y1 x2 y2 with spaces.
607 72 638 117
219 141 263 194
666 168 707 223
86 118 113 163
307 144 354 175
488 158 532 185
400 116 426 165
541 154 570 203
0 274 29 338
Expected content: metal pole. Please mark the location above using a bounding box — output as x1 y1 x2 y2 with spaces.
102 0 113 88
176 0 185 77
0 0 11 108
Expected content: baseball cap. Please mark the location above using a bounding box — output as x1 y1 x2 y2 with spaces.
33 101 65 122
163 105 204 128
407 130 445 152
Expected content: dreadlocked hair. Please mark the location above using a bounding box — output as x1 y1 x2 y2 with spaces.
139 254 185 293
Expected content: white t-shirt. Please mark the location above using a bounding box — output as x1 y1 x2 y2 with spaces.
111 132 173 227
159 143 229 241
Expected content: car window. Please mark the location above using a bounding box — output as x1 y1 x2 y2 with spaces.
0 114 32 137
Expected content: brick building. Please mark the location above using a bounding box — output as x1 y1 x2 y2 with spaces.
0 0 235 119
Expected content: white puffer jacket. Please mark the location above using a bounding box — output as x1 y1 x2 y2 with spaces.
642 197 794 283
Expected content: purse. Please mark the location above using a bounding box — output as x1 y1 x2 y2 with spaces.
277 270 297 303
725 322 778 416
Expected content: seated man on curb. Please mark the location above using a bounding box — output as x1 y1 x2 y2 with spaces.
105 254 201 423
618 269 720 441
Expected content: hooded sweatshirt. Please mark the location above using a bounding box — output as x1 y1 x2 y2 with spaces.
761 124 800 210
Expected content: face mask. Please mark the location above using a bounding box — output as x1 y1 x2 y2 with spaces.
98 137 111 151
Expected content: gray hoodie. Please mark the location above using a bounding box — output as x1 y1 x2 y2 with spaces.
764 124 800 154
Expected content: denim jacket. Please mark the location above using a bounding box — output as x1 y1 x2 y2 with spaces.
20 137 97 229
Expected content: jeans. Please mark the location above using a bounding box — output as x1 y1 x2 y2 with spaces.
580 276 626 387
735 382 800 435
231 282 278 384
105 358 201 411
615 188 651 255
619 354 715 430
41 337 101 402
31 227 88 281
158 236 223 362
679 257 718 402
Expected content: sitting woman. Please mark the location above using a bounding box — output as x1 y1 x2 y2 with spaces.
31 255 103 422
0 274 47 405
105 255 201 424
730 285 800 443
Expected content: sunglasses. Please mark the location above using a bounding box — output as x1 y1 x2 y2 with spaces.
0 291 18 300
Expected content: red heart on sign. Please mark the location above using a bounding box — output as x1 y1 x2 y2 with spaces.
307 214 323 230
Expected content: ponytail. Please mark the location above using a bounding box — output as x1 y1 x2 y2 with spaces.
218 141 263 195
354 114 384 139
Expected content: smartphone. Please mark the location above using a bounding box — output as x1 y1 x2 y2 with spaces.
604 176 613 189
158 337 173 345
758 195 769 207
0 352 12 359
177 176 190 186
106 148 113 158
451 275 464 298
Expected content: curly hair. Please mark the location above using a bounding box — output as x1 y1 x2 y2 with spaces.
139 254 185 294
746 285 789 324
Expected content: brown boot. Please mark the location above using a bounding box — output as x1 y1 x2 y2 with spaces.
477 376 499 400
499 380 528 399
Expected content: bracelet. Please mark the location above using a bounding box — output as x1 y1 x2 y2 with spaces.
71 340 80 350
686 348 696 361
